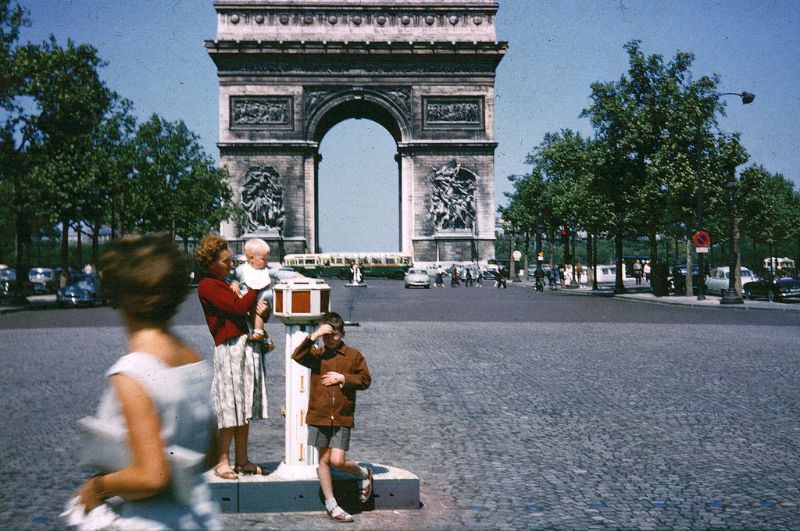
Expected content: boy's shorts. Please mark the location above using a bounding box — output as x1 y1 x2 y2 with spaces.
308 425 351 451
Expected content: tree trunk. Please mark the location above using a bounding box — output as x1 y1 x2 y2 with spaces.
586 233 592 287
76 220 83 269
562 228 570 265
685 240 693 296
60 218 70 288
592 233 599 290
649 229 658 264
92 222 100 268
14 205 30 302
614 229 625 293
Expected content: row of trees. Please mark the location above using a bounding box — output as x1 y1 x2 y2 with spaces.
0 1 232 296
501 40 800 291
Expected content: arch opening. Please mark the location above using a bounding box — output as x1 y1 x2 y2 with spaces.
316 117 399 253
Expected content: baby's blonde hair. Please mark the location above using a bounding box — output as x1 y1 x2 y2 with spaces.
244 238 270 257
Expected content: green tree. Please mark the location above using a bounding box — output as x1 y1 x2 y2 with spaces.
0 0 32 297
738 165 795 275
15 35 113 277
129 115 232 241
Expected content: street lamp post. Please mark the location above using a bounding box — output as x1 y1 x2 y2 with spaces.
719 91 755 305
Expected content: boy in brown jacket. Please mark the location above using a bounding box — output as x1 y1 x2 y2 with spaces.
292 312 372 522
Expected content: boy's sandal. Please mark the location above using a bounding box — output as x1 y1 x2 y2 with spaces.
234 461 264 475
326 505 354 523
359 467 373 503
213 464 237 480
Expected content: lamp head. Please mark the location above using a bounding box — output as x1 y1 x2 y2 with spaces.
740 91 755 104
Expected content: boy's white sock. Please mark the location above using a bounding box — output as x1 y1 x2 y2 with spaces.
253 328 264 334
325 498 338 511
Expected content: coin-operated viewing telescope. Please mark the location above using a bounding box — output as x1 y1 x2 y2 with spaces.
272 277 331 479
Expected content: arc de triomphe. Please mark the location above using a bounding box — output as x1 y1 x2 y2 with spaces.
206 0 507 262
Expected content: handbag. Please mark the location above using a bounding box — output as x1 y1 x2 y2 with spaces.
78 416 206 506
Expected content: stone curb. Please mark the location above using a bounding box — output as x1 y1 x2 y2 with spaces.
553 285 800 312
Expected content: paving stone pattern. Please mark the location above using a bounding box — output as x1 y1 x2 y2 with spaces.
1 319 799 529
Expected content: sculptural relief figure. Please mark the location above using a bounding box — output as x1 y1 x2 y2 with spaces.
240 166 285 235
429 160 476 232
232 98 289 126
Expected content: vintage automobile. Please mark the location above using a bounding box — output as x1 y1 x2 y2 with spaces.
57 273 106 307
404 268 431 289
705 266 756 296
742 277 800 302
0 267 15 298
29 267 56 294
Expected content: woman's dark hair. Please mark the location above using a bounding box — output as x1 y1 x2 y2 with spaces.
101 233 189 323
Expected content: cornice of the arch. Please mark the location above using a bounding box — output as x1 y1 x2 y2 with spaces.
304 87 412 143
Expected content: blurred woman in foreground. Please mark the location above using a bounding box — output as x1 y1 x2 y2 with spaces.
65 233 221 530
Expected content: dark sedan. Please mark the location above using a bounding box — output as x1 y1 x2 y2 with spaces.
57 274 107 307
743 277 800 302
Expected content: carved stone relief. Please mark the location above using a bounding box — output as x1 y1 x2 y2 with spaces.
240 166 285 235
230 96 292 129
429 160 476 232
303 86 411 121
424 97 483 129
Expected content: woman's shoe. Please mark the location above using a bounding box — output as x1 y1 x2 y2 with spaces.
326 505 354 523
213 464 237 480
234 461 264 475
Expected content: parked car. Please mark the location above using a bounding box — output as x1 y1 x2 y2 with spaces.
29 267 56 294
742 277 800 302
0 267 15 298
482 265 499 280
57 273 106 307
404 268 431 288
705 266 756 296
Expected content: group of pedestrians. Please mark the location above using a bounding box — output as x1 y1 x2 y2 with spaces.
64 232 374 529
543 263 589 290
433 263 485 288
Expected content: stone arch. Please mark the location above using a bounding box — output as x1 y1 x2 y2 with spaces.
208 0 506 263
305 89 412 144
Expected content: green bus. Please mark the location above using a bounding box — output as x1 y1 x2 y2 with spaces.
282 252 413 279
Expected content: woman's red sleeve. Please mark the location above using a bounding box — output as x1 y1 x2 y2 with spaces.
199 279 258 314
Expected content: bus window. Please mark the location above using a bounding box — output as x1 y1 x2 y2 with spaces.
371 257 381 264
335 258 344 265
304 258 317 265
386 258 396 264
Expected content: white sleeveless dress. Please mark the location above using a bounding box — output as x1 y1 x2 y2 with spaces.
86 352 222 530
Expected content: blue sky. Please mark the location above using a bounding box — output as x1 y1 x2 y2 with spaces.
17 0 800 252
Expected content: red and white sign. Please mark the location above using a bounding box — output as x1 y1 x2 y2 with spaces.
692 231 711 248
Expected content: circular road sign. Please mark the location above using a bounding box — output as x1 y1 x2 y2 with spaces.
512 250 522 261
692 230 711 248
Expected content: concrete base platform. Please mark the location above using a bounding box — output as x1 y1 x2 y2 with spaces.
344 282 368 288
206 463 419 513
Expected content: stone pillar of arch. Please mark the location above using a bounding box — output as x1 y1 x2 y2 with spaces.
207 0 506 263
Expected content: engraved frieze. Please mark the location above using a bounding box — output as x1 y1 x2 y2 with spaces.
240 166 285 235
230 96 292 129
424 97 483 129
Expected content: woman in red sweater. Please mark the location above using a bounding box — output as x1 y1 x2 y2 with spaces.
196 233 269 479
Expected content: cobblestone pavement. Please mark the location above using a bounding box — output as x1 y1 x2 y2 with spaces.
2 315 799 530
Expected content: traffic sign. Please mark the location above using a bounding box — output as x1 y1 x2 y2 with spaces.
512 250 522 261
692 231 711 248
